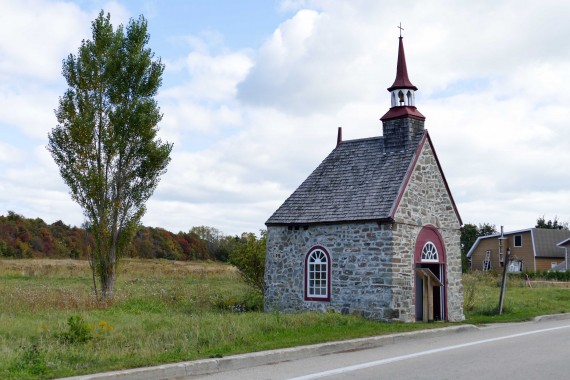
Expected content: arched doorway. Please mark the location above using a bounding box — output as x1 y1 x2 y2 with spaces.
414 225 447 321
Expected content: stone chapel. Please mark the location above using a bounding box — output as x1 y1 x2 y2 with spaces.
264 35 464 322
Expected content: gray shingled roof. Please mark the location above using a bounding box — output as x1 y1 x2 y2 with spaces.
533 229 570 257
467 228 570 258
266 133 424 225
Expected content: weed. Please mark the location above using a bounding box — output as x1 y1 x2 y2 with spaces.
210 288 263 312
58 315 92 344
462 272 479 311
8 342 48 377
93 320 113 339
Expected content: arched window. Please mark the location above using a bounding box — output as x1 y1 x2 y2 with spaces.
305 246 330 301
421 241 439 262
406 90 412 106
398 90 404 105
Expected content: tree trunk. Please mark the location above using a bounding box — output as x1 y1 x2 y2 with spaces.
100 257 116 302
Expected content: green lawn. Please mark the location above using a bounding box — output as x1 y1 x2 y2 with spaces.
463 270 570 323
1 259 569 379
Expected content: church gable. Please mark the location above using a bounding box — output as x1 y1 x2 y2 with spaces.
392 133 462 230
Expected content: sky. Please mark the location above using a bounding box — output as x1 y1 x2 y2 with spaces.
1 0 570 236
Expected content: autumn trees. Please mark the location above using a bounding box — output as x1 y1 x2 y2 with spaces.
47 12 171 301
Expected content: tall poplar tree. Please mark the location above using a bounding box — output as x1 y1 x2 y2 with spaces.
48 11 172 301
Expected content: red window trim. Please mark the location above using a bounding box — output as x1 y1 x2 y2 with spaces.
414 225 446 264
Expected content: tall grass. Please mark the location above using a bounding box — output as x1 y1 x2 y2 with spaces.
462 271 570 323
2 260 570 379
0 259 432 379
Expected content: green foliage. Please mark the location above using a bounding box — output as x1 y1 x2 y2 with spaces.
115 297 167 314
535 215 569 230
210 289 264 312
462 271 480 311
58 315 93 344
191 226 236 261
8 342 48 378
47 11 172 300
521 270 570 281
0 240 7 257
477 223 497 236
229 231 266 294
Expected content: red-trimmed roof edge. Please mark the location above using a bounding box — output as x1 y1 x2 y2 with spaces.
389 130 463 227
380 106 425 122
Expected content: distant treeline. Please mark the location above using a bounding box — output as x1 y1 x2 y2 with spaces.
0 211 237 261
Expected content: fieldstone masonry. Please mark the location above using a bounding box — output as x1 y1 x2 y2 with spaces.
264 139 464 322
383 117 425 151
265 222 398 320
392 141 464 322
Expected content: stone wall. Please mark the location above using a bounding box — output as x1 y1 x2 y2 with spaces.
393 138 464 321
265 222 411 320
382 117 425 151
264 133 464 322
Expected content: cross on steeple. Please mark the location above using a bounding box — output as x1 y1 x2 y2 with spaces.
397 22 404 38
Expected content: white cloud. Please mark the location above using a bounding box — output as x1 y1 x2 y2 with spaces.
157 36 254 146
144 107 341 234
162 50 253 103
237 7 383 114
3 0 570 236
0 84 60 140
0 142 22 163
0 0 91 82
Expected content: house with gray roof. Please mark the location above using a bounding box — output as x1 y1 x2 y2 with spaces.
553 237 570 272
264 34 464 322
467 228 570 272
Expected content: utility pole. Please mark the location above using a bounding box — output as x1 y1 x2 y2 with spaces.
498 225 510 315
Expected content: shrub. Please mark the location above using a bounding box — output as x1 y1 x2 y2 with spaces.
229 231 266 294
58 315 92 344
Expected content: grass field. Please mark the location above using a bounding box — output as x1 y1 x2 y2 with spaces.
463 270 570 323
1 259 569 379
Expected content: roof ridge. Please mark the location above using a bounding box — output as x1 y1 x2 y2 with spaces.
339 136 382 143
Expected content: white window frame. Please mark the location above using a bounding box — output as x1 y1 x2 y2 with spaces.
305 247 330 301
421 242 439 262
514 234 522 247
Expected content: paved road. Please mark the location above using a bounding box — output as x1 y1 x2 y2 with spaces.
191 317 570 380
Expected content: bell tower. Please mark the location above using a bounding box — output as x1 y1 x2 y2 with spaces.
381 27 425 151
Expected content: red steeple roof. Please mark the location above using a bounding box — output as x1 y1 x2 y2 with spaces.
387 37 417 91
380 34 425 122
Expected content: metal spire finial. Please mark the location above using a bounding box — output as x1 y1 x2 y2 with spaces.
397 22 404 38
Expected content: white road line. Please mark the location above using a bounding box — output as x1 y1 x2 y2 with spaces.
288 324 570 380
